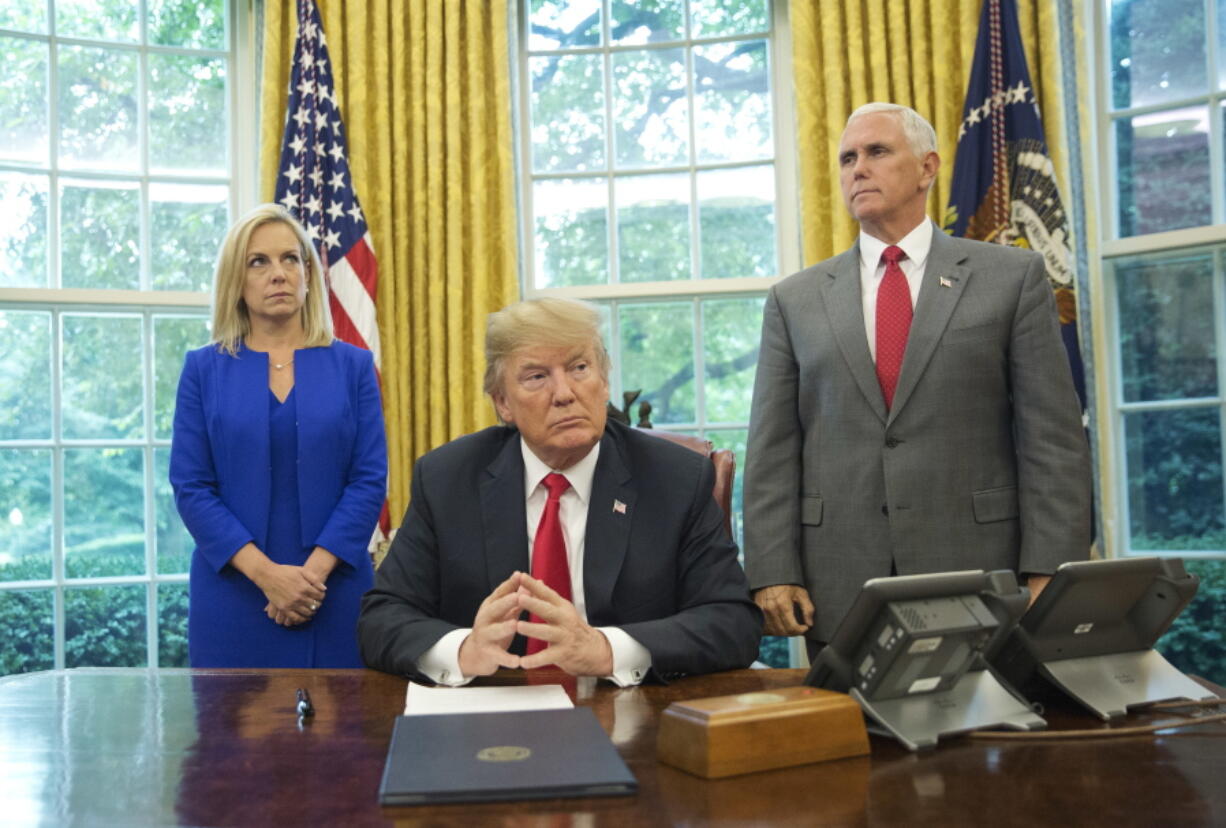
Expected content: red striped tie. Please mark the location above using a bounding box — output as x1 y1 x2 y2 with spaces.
526 473 571 656
875 245 911 410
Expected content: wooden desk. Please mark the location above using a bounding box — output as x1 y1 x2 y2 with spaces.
0 667 1223 826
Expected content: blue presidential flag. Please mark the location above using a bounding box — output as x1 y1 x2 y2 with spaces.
945 0 1086 411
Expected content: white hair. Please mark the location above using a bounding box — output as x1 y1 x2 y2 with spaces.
846 102 937 157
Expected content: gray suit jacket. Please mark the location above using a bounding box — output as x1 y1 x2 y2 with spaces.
743 225 1092 642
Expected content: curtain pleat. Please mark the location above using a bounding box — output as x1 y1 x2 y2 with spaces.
259 0 518 525
791 0 1069 267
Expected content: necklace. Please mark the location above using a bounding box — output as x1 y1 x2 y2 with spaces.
272 359 294 370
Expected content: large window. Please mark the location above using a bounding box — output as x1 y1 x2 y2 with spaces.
0 0 252 675
1099 0 1226 681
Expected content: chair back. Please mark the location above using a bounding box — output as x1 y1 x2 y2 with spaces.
638 430 735 540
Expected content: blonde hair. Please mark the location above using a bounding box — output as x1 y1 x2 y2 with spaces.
209 204 334 356
847 102 938 158
483 298 611 399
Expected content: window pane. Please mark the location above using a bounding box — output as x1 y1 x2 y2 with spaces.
702 297 764 423
1125 407 1225 549
1115 250 1216 402
157 582 188 666
611 0 683 44
612 48 688 168
616 172 690 282
149 0 226 50
0 1 46 33
64 448 145 578
149 54 227 174
619 301 694 424
58 46 139 170
531 54 605 173
150 184 227 292
533 177 608 287
154 315 209 440
0 172 49 288
0 310 51 440
0 589 53 676
1115 108 1211 237
63 314 144 439
55 0 138 42
1108 0 1205 110
698 165 775 278
528 0 601 50
65 585 147 667
694 40 770 163
154 447 191 575
0 36 48 163
0 450 52 583
59 181 141 289
691 0 768 39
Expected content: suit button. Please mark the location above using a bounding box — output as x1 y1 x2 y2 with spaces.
885 437 900 448
881 503 889 516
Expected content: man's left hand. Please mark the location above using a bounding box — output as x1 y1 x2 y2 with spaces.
1026 574 1052 606
515 574 613 676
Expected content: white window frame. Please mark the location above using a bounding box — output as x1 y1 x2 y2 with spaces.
0 0 260 671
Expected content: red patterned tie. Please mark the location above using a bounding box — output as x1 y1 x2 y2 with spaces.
875 245 911 410
526 472 571 656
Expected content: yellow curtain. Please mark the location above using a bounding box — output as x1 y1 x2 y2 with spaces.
259 0 519 523
791 0 1073 266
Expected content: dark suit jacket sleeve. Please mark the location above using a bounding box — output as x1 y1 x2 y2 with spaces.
311 349 388 570
1009 255 1093 572
169 349 255 571
358 456 460 677
616 455 764 678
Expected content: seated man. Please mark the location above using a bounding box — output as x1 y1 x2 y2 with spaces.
359 297 763 684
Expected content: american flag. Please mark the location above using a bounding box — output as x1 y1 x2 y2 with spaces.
275 0 389 541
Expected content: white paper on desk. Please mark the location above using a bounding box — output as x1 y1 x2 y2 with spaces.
404 682 574 716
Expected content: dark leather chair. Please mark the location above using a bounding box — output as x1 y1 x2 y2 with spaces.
638 429 736 540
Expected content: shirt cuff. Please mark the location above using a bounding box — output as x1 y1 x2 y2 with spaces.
416 628 474 687
598 626 652 687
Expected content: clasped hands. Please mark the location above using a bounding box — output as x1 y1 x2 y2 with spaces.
457 571 613 679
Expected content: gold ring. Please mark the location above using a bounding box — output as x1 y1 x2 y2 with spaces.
310 601 319 611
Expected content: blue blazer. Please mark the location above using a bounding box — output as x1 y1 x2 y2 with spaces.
357 419 762 681
170 340 387 666
171 340 387 572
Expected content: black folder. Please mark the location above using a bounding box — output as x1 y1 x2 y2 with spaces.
378 707 637 806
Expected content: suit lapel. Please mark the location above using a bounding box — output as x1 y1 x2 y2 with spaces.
889 227 971 422
583 428 635 619
478 433 530 593
822 244 888 424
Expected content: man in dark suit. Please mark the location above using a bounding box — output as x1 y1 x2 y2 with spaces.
743 102 1091 654
359 298 762 684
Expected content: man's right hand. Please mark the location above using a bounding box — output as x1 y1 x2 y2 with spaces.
754 584 815 637
457 572 526 677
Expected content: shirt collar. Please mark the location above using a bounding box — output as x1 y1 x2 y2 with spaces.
859 218 934 272
520 437 601 506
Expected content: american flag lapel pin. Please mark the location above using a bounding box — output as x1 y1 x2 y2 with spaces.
939 276 953 288
613 499 627 515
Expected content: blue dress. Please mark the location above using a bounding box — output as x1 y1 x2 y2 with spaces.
171 342 386 668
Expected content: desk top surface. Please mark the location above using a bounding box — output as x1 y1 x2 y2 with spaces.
1 666 1223 827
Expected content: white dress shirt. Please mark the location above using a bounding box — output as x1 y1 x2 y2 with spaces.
417 438 653 687
859 218 933 361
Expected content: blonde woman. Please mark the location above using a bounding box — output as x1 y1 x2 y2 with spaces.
170 205 386 667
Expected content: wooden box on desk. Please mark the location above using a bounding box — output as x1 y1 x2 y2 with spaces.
657 685 869 778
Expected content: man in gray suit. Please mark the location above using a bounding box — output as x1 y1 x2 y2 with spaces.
743 102 1091 653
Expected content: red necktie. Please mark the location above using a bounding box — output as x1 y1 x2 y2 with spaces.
875 245 911 410
526 472 571 656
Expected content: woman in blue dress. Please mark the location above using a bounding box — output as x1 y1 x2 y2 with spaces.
170 204 387 667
